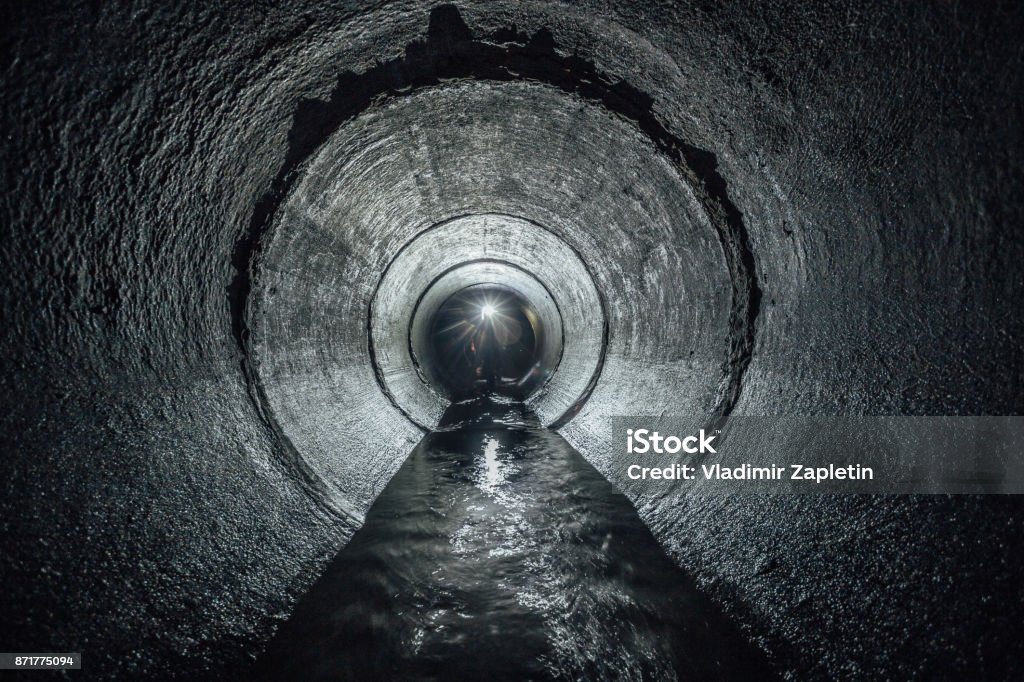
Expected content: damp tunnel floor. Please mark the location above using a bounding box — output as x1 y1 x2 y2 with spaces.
251 398 773 681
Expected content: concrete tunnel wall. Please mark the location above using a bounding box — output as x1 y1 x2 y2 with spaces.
2 1 1023 679
371 214 599 424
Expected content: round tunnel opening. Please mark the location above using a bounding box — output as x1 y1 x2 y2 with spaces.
426 284 547 400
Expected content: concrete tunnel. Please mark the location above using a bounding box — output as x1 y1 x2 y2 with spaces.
2 1 1023 679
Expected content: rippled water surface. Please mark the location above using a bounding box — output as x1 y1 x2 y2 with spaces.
254 399 773 681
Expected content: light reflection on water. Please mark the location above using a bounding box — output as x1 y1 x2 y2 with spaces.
254 398 774 681
479 435 505 493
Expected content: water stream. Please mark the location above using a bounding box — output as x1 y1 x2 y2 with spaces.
254 398 774 680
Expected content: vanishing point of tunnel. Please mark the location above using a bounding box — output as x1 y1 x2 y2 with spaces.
2 1 1024 680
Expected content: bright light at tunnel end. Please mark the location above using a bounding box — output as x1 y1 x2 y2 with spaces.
481 303 497 320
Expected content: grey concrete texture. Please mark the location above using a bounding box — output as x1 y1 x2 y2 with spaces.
368 212 603 430
2 0 1023 679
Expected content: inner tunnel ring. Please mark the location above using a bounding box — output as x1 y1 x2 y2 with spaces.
405 258 567 411
245 80 736 518
372 213 604 429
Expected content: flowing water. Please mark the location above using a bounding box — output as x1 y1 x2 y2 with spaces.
254 398 774 681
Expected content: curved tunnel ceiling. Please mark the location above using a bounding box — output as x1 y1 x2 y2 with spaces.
367 212 605 429
240 21 748 518
3 1 1023 679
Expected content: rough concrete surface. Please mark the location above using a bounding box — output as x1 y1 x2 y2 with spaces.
2 1 1023 679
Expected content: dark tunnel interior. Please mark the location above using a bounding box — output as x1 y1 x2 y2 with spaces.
2 0 1024 680
425 284 547 400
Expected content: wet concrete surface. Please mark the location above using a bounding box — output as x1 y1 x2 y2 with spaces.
253 398 774 681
